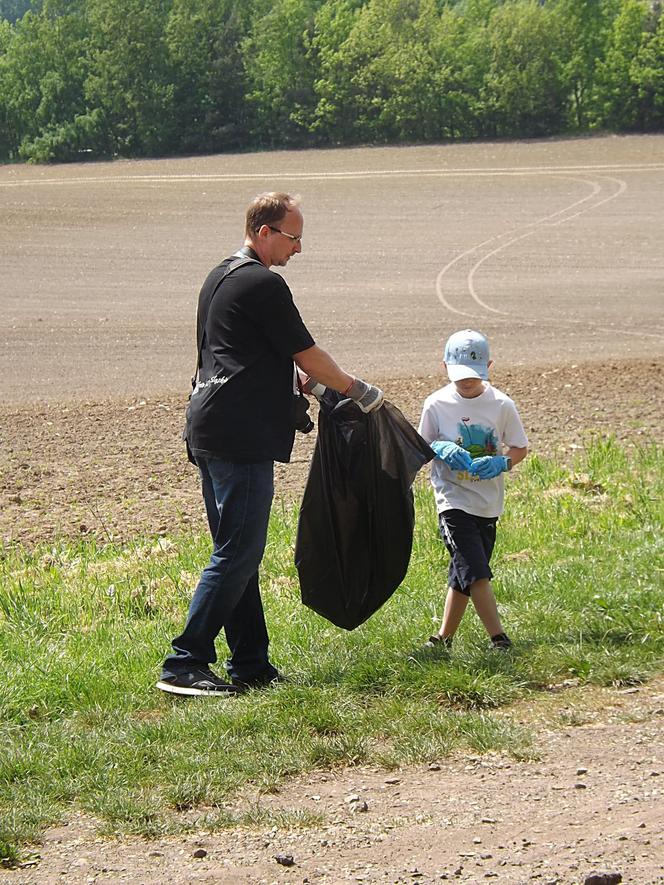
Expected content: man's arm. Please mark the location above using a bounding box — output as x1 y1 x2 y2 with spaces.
293 344 383 413
293 344 353 393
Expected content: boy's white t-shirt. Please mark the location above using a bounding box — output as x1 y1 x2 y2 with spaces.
418 382 528 518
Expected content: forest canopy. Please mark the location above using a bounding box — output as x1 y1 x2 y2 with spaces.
0 0 662 163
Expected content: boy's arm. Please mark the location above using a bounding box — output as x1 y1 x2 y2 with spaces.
470 403 528 478
505 445 528 468
502 400 528 468
417 403 437 443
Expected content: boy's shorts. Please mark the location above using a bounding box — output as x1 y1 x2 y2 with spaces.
438 509 497 596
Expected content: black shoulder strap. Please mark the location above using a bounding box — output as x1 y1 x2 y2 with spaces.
192 255 261 384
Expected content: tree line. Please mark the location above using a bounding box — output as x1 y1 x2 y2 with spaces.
0 0 662 163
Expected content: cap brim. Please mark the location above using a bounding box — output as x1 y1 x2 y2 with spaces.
446 363 488 382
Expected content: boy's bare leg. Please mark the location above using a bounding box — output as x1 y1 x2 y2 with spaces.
437 586 469 640
469 578 503 638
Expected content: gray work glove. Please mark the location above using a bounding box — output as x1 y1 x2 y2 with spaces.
301 375 327 400
346 378 384 413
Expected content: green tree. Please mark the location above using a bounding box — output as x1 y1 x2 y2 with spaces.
0 0 661 163
359 0 490 142
353 0 451 142
0 0 89 161
319 0 433 143
593 0 651 130
428 1 493 139
84 0 175 157
165 0 254 153
308 0 363 142
550 0 621 129
242 0 324 147
0 18 15 157
310 0 512 146
629 3 664 129
311 0 450 144
0 0 35 24
481 0 567 137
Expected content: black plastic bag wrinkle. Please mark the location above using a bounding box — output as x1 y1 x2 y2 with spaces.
295 393 433 630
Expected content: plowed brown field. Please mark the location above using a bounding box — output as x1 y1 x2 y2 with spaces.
2 134 663 545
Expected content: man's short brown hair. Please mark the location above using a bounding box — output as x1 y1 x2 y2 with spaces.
245 192 301 236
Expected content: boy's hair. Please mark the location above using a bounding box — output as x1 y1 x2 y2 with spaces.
245 192 301 236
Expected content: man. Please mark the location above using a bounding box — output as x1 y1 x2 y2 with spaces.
157 192 383 696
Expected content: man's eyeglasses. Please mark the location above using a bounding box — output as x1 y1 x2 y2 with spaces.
268 225 302 243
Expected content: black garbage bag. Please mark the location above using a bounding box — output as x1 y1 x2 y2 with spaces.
295 391 434 630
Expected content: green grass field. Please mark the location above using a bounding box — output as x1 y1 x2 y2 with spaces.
1 438 662 865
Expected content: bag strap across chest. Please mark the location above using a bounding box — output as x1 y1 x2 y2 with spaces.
192 254 261 385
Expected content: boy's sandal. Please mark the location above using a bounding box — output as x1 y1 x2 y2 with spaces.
424 635 452 649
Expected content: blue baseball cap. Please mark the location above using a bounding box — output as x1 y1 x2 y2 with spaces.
444 329 490 381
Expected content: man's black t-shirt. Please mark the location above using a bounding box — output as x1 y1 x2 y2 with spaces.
186 254 315 463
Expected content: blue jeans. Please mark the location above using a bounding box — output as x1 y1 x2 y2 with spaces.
161 457 278 683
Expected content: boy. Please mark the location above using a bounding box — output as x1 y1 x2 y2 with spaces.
418 329 528 651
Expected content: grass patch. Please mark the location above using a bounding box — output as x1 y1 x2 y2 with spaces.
1 438 662 863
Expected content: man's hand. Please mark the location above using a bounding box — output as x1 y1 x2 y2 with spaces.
469 455 510 479
430 440 473 471
346 378 384 413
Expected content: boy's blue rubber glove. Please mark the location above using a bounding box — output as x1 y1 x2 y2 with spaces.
469 455 510 479
430 440 473 471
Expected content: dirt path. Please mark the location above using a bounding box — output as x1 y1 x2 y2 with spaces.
3 679 663 884
1 359 661 548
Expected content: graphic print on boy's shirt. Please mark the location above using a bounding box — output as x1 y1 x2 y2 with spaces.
453 420 498 481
